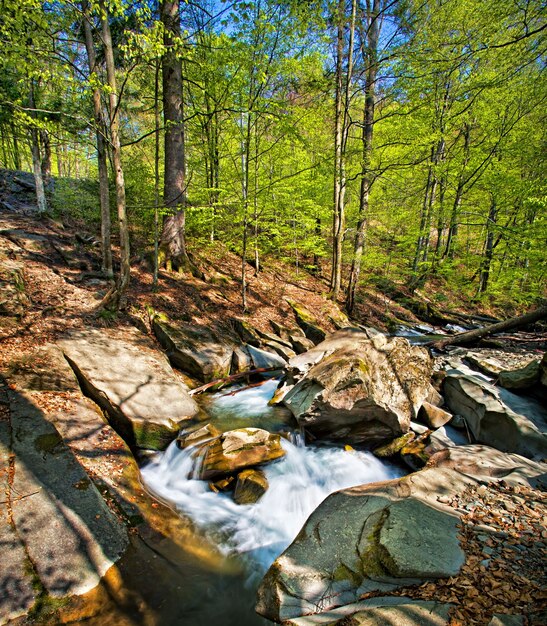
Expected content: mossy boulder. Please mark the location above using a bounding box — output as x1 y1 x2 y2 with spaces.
234 468 268 504
197 428 285 480
280 330 433 447
153 318 235 383
286 299 327 345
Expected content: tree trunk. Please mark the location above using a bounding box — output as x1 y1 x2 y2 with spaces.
477 195 497 295
11 121 21 170
428 306 547 350
153 58 161 289
82 0 113 278
159 0 190 272
444 122 471 260
330 0 346 299
28 81 47 214
240 111 250 312
40 129 51 184
99 1 130 311
346 0 379 314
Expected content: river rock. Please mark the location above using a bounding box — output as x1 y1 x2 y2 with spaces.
177 423 221 449
282 597 453 625
233 318 262 346
60 328 199 450
442 371 547 459
246 344 287 369
197 428 285 480
373 432 415 458
256 445 546 622
233 468 268 504
286 299 327 344
231 345 253 373
153 318 234 382
498 359 540 390
280 330 433 447
417 402 452 429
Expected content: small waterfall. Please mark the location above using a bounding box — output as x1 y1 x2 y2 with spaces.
141 437 401 573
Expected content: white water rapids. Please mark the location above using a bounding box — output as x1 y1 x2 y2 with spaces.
141 379 403 575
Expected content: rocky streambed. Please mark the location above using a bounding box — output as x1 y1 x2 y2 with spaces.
1 305 546 625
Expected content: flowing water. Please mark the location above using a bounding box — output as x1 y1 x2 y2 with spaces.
140 377 402 624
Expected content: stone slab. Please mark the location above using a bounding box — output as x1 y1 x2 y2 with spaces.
60 328 199 450
8 389 128 598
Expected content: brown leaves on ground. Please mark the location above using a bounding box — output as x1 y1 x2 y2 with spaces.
360 481 547 625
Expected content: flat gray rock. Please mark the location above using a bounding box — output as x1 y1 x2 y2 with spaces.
378 499 465 578
443 371 547 459
284 597 452 625
0 412 36 623
7 389 128 600
60 328 199 450
256 445 546 623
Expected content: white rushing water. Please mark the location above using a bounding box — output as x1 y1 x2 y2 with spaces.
141 379 403 575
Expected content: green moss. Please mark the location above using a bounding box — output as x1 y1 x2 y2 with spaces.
333 563 363 587
359 509 391 578
34 432 63 455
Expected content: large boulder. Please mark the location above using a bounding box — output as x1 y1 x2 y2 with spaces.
197 428 285 480
256 445 546 623
153 318 234 382
442 371 547 459
279 330 433 447
60 328 199 450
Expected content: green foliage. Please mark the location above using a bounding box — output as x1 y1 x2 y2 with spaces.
0 0 544 310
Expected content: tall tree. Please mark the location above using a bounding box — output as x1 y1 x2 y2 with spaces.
100 0 130 311
159 0 191 272
81 0 113 278
346 0 382 313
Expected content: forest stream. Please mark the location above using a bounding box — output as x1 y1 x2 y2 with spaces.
139 377 403 625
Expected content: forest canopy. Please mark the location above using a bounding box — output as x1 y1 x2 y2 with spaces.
0 0 545 311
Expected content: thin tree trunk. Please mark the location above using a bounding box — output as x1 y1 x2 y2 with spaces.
28 81 47 214
428 306 547 350
99 2 130 311
241 111 250 312
40 129 51 183
444 122 471 260
11 122 21 170
159 0 190 272
346 0 378 314
477 196 497 295
82 0 113 278
330 0 346 299
153 58 161 289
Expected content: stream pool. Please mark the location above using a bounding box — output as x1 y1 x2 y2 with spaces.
140 377 403 624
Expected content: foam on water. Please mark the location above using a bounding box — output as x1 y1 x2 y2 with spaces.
142 437 401 573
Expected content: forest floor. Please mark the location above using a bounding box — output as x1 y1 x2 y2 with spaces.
0 169 546 625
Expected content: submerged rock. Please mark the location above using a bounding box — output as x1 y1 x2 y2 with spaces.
233 468 268 504
280 330 432 447
197 427 285 480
